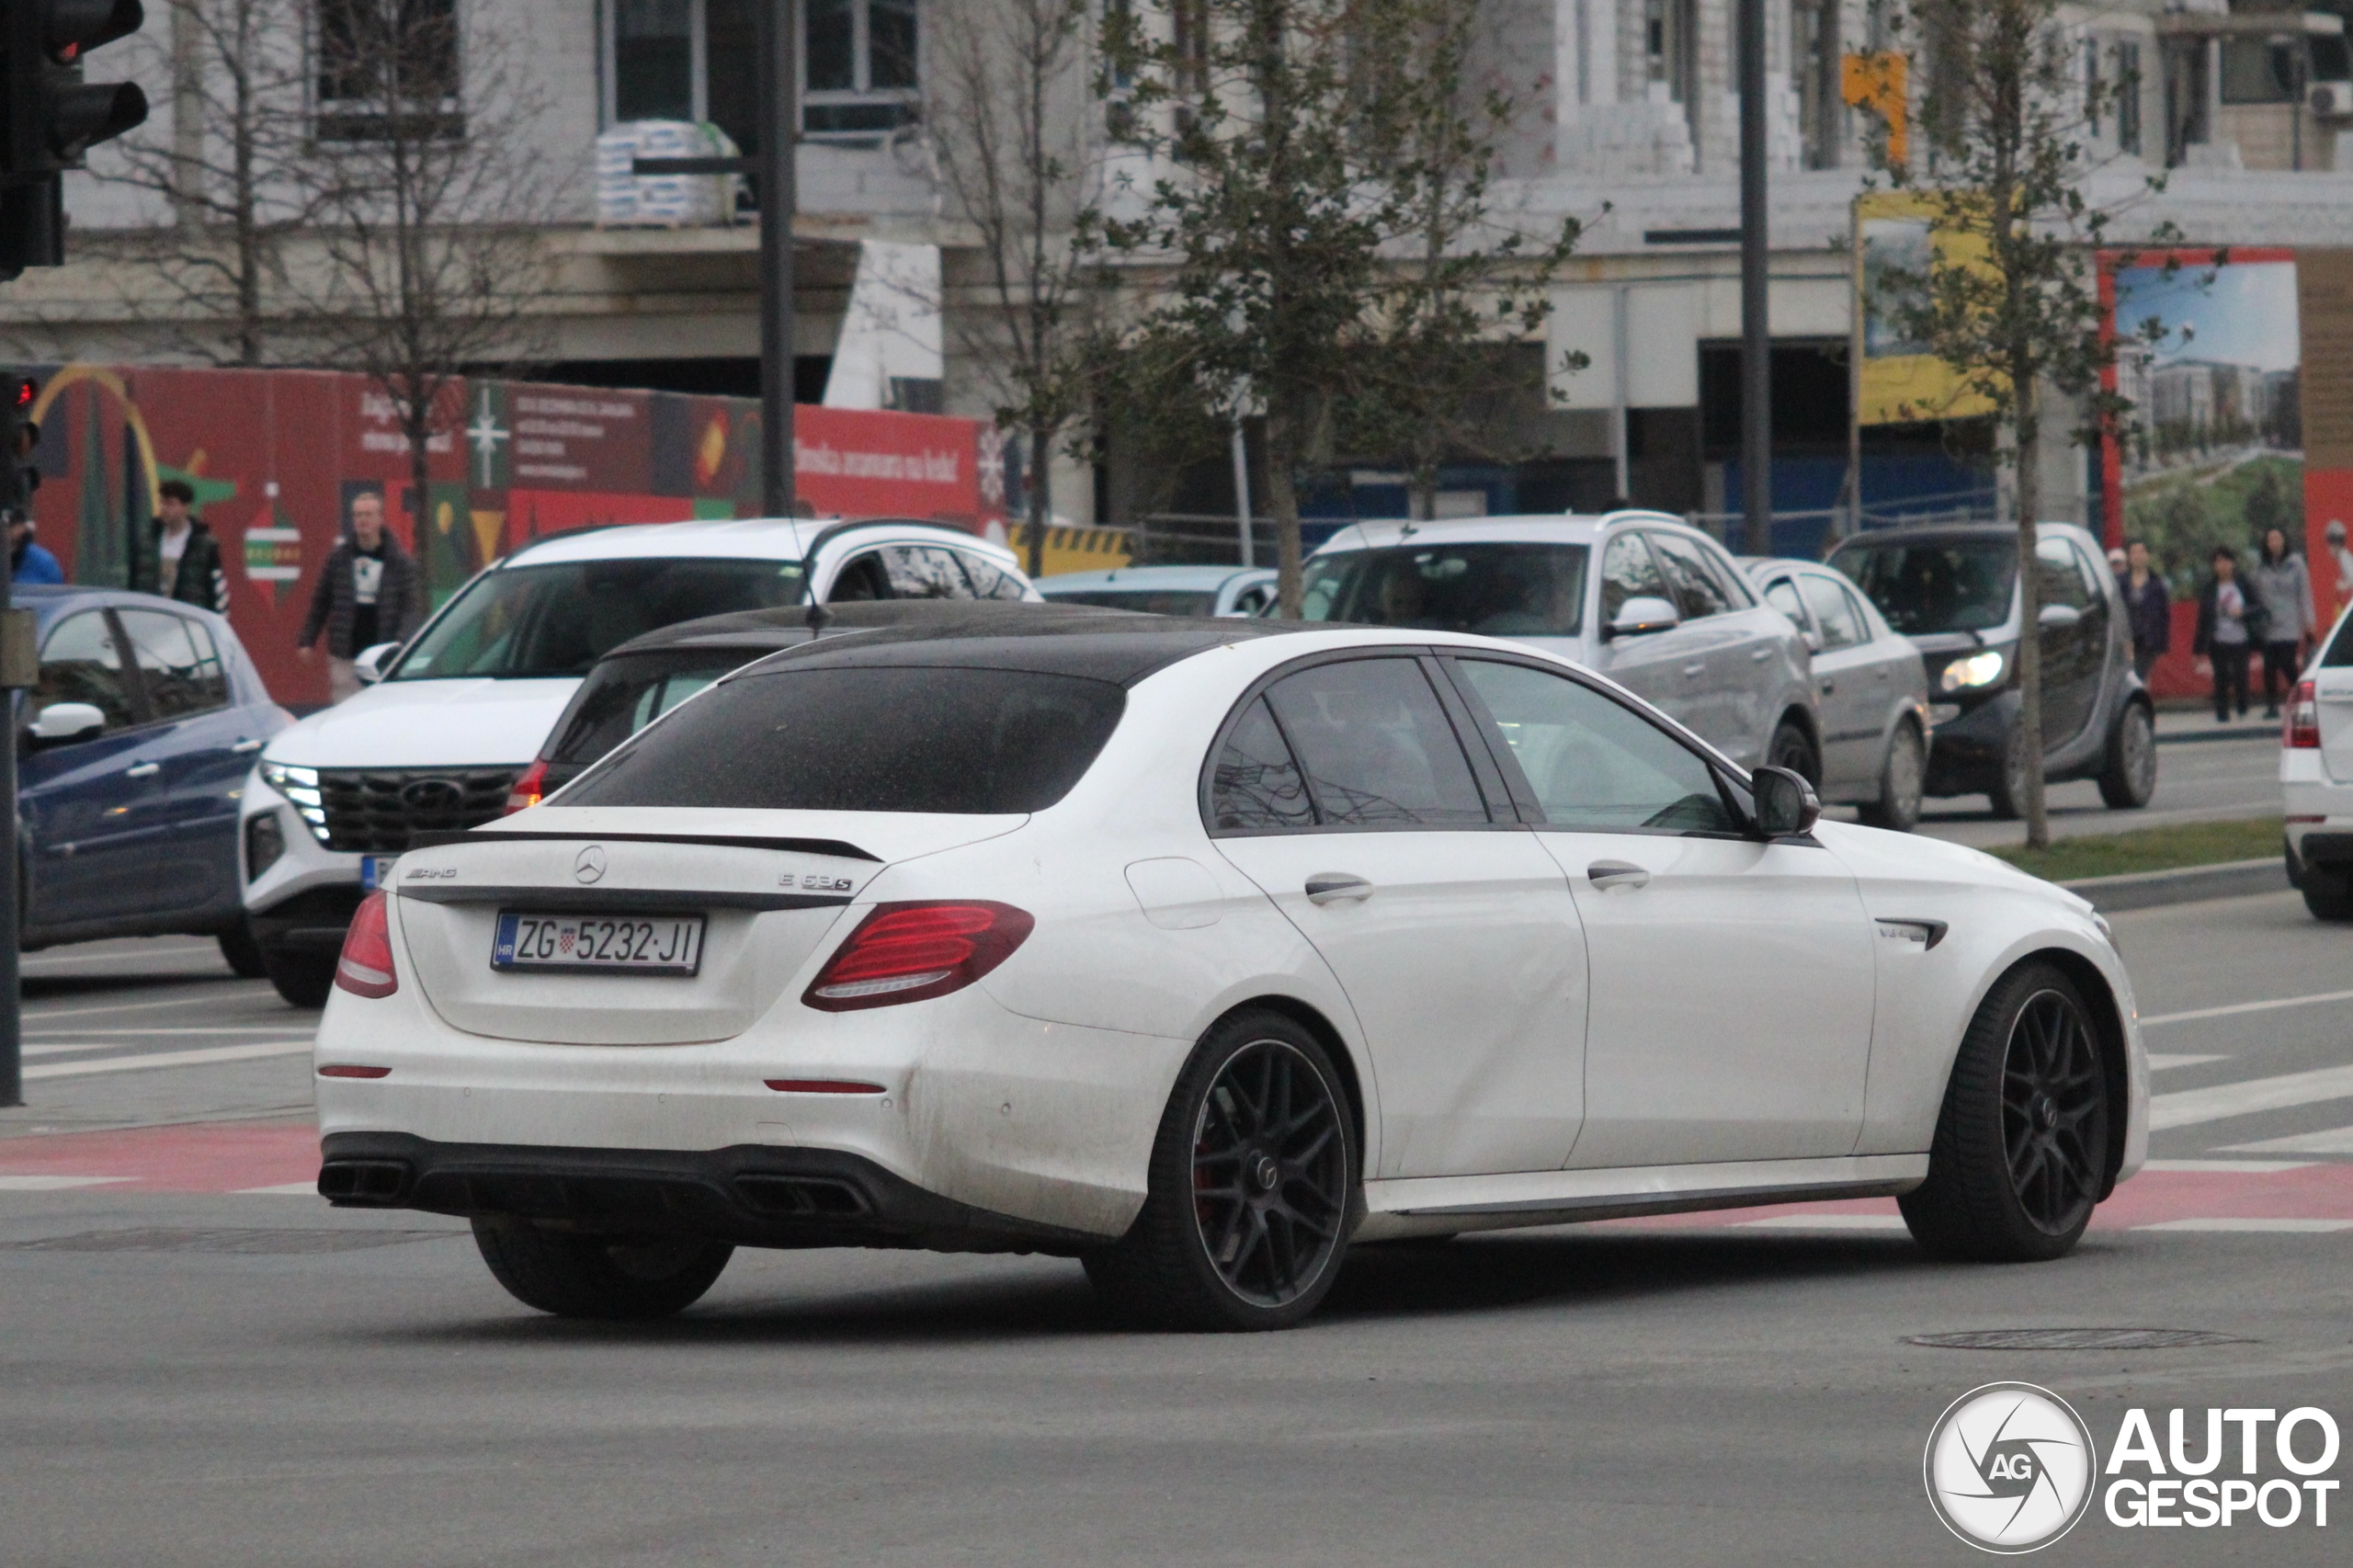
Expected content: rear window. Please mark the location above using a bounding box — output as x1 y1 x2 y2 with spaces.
2328 612 2353 668
544 652 759 767
562 665 1127 813
1300 543 1588 636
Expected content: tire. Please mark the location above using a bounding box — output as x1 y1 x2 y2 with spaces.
2302 864 2353 922
472 1217 733 1320
262 948 336 1009
218 915 269 979
1085 1009 1358 1332
1857 721 1926 832
1767 718 1820 788
1900 962 2111 1263
2097 701 2157 810
1984 721 2031 821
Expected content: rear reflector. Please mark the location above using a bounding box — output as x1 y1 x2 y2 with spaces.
318 1064 392 1079
334 891 398 999
2286 679 2320 749
801 901 1034 1012
764 1078 887 1094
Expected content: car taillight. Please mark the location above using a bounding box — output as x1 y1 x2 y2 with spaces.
504 758 549 814
335 891 398 999
801 901 1034 1012
2286 679 2320 749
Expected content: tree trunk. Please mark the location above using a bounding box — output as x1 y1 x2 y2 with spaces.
1026 425 1051 580
1267 400 1304 618
2014 368 2048 849
405 384 433 622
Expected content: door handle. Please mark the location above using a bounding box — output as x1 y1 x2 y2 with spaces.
1819 679 1836 696
1681 662 1706 678
1586 860 1651 892
1872 665 1890 680
1304 873 1374 905
1749 647 1772 662
125 762 160 778
232 739 263 754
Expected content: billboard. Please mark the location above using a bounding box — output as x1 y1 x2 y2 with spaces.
22 366 1006 705
1852 190 2000 426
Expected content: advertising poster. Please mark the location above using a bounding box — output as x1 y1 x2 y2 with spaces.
20 366 1002 706
2299 249 2353 624
2100 249 2305 695
1852 189 2000 427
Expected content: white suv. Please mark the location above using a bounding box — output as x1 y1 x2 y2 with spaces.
242 517 1036 1004
2284 600 2353 920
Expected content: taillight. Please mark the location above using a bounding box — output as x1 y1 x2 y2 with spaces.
335 891 398 998
801 901 1034 1012
2286 679 2320 749
504 758 549 814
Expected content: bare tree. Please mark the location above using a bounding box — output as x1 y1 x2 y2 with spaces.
928 0 1108 577
295 0 558 540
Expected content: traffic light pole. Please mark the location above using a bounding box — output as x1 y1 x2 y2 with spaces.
1738 0 1772 557
0 521 17 1108
756 0 797 517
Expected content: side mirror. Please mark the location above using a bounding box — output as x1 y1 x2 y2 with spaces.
2037 603 2082 630
351 642 400 685
1604 595 1681 641
28 701 106 744
1752 765 1821 838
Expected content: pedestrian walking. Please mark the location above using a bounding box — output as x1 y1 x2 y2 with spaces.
2193 546 2261 723
297 490 422 703
6 512 63 584
148 478 231 611
2117 538 2168 685
2247 527 2316 718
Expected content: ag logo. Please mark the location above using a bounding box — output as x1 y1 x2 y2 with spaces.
1925 1382 2098 1553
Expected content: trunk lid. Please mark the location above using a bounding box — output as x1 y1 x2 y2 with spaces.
390 807 1025 1044
2317 661 2353 781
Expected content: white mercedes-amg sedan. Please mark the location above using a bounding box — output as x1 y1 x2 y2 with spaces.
313 608 2149 1331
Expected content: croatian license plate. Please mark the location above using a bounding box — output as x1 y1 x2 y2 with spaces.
359 855 397 891
492 912 705 975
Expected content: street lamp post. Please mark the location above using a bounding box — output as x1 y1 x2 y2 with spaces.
1739 0 1772 556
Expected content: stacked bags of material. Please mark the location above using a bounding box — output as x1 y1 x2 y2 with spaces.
595 120 745 228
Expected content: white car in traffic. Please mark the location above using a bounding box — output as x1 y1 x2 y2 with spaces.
313 610 2147 1330
242 517 1036 1006
2284 600 2353 920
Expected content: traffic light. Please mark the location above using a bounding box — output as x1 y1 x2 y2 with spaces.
2 2 149 278
0 371 37 521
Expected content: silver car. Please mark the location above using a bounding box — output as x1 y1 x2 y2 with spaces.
1298 512 1820 775
1745 557 1933 831
1036 564 1279 618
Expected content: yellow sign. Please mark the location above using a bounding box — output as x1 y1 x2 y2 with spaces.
1854 190 2002 426
1005 522 1133 578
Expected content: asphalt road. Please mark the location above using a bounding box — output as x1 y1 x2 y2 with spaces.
1 893 2347 1567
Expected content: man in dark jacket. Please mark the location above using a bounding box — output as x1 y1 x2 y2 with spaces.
2118 538 2169 683
150 479 231 611
297 490 423 702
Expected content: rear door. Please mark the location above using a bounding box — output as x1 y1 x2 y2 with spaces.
116 608 256 915
1207 653 1591 1178
2034 536 2104 745
1794 570 1884 790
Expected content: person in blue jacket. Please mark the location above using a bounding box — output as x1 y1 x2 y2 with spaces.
7 512 63 584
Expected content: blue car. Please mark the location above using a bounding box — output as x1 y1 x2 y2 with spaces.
15 586 290 972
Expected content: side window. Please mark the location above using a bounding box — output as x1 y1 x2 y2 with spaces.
1646 531 1734 620
882 545 975 599
1762 576 1809 630
1599 532 1671 624
1454 658 1739 835
35 612 141 733
1260 658 1490 826
2067 543 2110 619
1208 698 1316 832
1691 536 1757 607
1798 574 1865 650
119 609 232 719
953 552 1029 601
2035 538 2092 611
828 552 892 601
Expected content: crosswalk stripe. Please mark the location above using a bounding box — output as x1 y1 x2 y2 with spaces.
2141 987 2353 1027
22 1042 314 1081
2223 1124 2353 1156
23 1028 321 1039
2140 1159 2315 1174
2147 1054 2227 1070
2136 1218 2353 1233
24 1039 313 1058
0 1176 136 1191
235 1183 324 1197
23 992 274 1023
1740 1214 1910 1231
2149 1064 2353 1131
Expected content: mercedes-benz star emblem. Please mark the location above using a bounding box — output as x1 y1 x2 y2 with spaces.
574 845 608 884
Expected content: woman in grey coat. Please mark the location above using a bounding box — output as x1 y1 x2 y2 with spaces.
2249 528 2316 717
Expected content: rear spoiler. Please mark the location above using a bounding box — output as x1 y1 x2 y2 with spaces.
408 829 880 861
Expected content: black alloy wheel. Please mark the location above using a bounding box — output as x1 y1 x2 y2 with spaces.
1999 989 2109 1237
1901 961 2110 1262
1086 1010 1357 1330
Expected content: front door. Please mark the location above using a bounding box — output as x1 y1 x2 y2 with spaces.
1594 530 1714 738
116 608 251 916
17 610 168 931
1207 654 1589 1179
1444 653 1877 1168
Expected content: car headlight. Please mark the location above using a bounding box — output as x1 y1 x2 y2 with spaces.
1940 649 2006 692
260 761 330 841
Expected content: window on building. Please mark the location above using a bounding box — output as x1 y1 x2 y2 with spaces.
2117 39 2143 154
2084 35 2101 133
1792 0 1841 169
314 0 463 142
1644 0 1699 154
604 0 918 149
2219 37 2300 105
2163 36 2210 166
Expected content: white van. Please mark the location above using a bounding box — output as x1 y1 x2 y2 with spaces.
241 517 1036 1005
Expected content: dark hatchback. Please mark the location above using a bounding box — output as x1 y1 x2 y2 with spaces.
506 600 1131 812
15 585 290 968
1828 522 2155 818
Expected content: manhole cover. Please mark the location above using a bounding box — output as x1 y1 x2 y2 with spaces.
1905 1328 2253 1351
4 1227 452 1255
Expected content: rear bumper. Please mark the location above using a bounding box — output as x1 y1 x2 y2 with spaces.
319 1131 1107 1255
